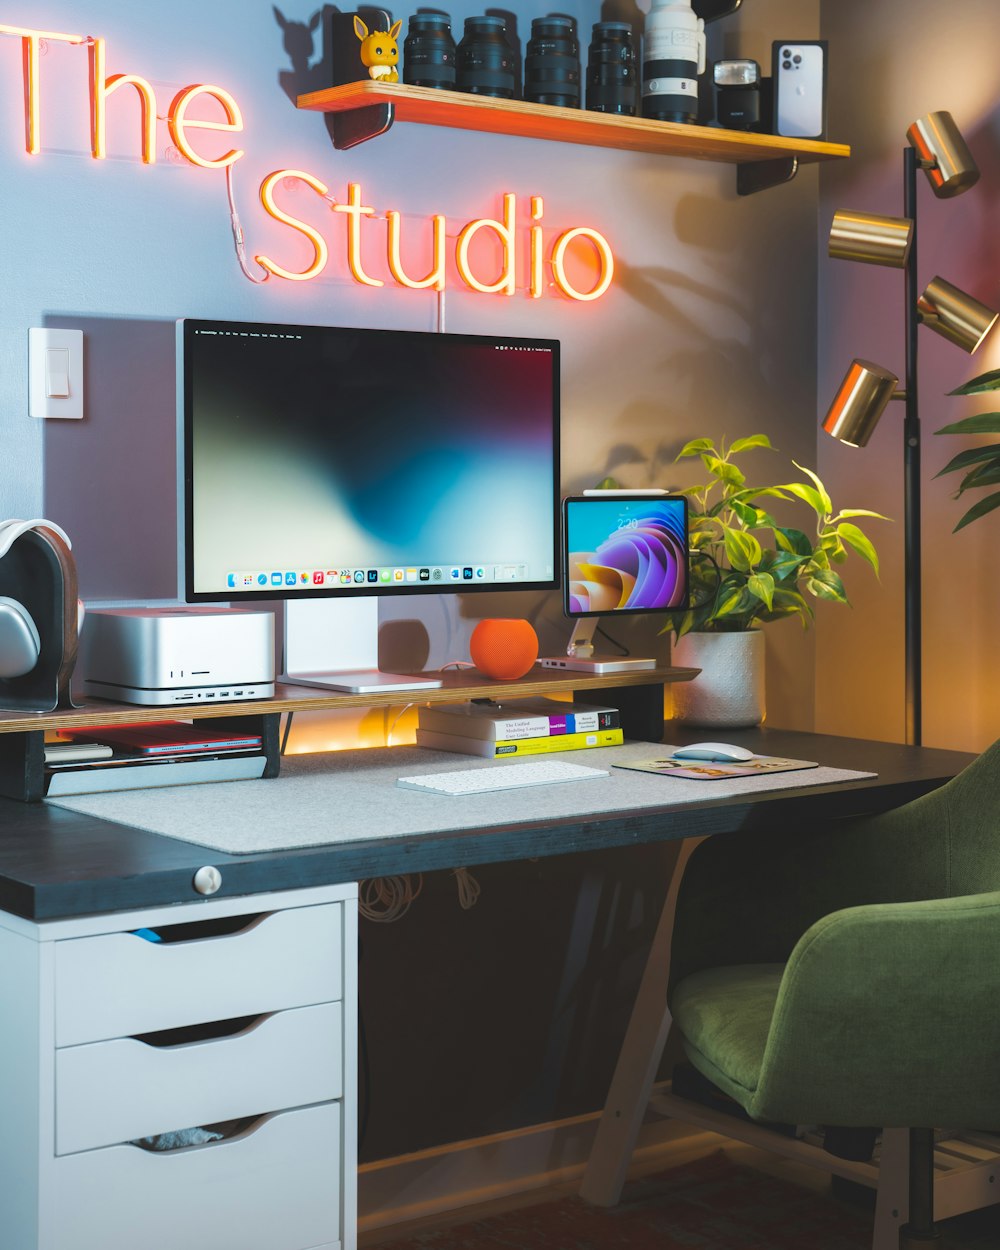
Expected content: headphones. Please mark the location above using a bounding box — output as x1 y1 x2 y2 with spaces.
0 518 75 679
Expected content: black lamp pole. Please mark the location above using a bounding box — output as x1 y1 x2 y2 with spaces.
902 146 922 747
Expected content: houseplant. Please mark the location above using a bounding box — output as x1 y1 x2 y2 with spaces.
607 435 888 726
934 366 1000 530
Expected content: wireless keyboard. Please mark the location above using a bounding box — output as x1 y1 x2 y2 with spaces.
397 759 609 796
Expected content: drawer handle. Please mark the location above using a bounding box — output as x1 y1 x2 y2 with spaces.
130 1112 272 1153
129 912 269 945
134 1012 268 1048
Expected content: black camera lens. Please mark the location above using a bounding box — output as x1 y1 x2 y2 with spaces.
586 21 636 115
403 12 457 89
524 15 580 108
456 15 516 98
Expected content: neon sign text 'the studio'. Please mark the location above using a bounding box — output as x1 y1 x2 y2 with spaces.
0 21 615 301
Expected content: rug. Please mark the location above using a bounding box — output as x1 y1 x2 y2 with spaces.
366 1149 1000 1250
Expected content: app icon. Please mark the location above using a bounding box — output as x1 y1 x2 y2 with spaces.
463 567 473 580
406 568 418 582
257 573 268 586
299 572 310 584
313 571 325 585
419 568 430 581
450 567 461 580
227 573 237 589
353 570 365 583
241 573 255 587
393 568 404 582
432 568 443 581
326 570 337 581
285 572 297 586
380 569 391 582
475 566 485 579
367 569 378 583
340 571 353 584
271 572 283 587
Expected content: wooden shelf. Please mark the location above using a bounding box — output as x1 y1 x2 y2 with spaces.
297 80 850 169
0 665 698 736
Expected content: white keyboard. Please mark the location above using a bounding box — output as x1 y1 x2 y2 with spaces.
397 759 609 796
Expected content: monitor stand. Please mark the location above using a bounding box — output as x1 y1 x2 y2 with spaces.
282 598 443 694
537 619 658 674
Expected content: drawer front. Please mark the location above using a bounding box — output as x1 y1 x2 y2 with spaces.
55 902 343 1046
56 1001 343 1155
45 1102 343 1250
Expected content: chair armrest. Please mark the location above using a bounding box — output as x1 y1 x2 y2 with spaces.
750 890 1000 1127
668 802 946 993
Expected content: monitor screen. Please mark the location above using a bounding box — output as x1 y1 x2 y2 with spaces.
562 494 689 617
178 319 560 603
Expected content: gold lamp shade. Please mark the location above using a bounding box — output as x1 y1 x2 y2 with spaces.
917 276 999 353
829 210 913 268
822 359 900 448
906 111 980 198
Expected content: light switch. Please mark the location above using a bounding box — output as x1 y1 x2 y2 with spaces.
29 328 84 419
45 347 71 398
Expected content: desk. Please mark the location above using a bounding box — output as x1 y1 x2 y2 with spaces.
0 727 975 1250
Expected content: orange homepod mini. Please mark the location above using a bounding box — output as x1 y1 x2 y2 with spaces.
469 618 539 680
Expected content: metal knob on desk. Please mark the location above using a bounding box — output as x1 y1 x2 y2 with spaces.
193 865 223 896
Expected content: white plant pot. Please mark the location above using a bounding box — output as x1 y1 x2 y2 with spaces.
671 629 765 728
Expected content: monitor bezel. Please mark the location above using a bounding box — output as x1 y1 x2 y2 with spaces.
561 492 690 619
177 317 562 605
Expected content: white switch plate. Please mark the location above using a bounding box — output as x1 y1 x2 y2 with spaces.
29 328 84 419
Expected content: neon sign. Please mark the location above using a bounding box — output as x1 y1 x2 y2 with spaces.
0 21 614 300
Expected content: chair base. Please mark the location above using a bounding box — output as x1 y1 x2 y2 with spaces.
898 1227 941 1249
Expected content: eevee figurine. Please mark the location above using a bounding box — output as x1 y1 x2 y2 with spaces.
353 16 402 82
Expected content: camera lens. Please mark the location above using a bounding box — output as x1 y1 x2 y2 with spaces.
586 21 636 116
403 12 457 89
524 15 580 108
456 15 516 99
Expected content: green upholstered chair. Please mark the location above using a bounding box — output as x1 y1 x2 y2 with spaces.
667 738 1000 1249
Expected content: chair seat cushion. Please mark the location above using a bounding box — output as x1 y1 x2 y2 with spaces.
670 963 785 1111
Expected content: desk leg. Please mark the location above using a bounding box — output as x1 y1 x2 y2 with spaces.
579 835 703 1207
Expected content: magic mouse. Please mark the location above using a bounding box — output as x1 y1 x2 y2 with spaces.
672 742 755 763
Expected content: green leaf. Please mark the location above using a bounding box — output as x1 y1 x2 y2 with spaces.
703 456 746 487
806 568 849 603
778 481 827 517
935 413 1000 436
728 434 773 454
835 508 892 521
948 369 1000 395
774 527 814 557
676 438 715 459
934 445 1000 478
727 499 760 527
792 462 832 514
594 476 622 490
724 527 762 572
954 490 1000 531
747 572 775 611
957 463 1000 495
837 522 880 575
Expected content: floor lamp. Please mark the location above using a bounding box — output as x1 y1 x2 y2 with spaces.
821 111 999 747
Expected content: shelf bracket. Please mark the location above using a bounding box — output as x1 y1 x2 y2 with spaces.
326 8 394 150
737 156 799 196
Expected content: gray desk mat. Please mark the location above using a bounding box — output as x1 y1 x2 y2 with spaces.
46 742 877 856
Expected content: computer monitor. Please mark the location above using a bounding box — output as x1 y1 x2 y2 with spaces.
177 318 560 692
539 491 689 673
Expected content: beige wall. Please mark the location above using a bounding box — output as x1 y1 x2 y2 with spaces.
817 0 1000 752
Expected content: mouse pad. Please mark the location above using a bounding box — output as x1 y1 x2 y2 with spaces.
613 751 819 781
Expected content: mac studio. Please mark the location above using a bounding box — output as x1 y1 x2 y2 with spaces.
2 0 1000 1248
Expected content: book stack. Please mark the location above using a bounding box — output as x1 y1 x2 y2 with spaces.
415 697 623 758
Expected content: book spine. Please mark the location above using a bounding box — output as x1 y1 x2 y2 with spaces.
415 728 624 757
416 708 620 741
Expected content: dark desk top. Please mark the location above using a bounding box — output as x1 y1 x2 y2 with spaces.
0 727 974 922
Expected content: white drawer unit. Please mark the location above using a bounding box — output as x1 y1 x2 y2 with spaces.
0 883 358 1250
